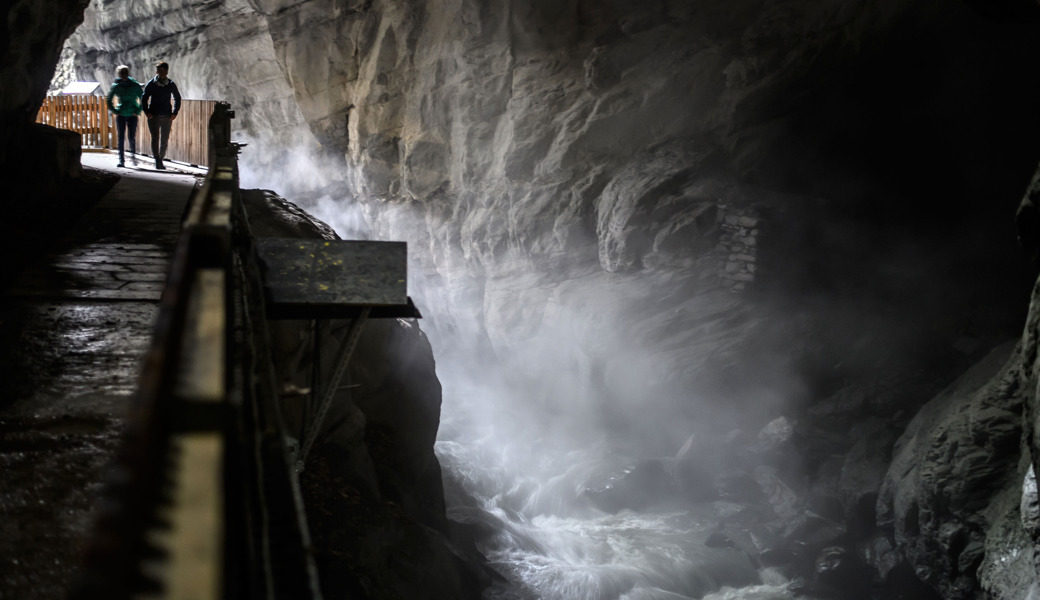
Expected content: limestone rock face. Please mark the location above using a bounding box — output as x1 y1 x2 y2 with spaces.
64 0 321 169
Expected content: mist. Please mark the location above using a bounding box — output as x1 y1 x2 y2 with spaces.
237 132 844 599
232 96 1040 594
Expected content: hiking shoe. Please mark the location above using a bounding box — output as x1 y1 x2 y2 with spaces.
130 155 138 166
117 161 124 168
156 161 165 170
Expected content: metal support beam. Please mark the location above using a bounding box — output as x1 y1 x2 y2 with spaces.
295 307 370 472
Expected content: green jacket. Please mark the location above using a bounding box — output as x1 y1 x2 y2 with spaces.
107 77 143 117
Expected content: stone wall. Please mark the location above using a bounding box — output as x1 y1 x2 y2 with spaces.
719 208 760 292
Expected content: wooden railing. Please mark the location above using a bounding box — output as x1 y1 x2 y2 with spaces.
70 102 324 600
36 96 218 167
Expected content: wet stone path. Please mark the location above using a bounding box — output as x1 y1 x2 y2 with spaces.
0 154 204 599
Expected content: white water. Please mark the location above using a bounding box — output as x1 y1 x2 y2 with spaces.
240 159 797 600
434 369 793 600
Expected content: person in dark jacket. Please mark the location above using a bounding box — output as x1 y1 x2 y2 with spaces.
141 61 182 170
106 65 143 168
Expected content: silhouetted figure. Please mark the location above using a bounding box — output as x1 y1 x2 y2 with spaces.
142 61 181 170
106 65 143 168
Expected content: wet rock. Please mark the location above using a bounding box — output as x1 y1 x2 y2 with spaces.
707 521 789 568
750 416 808 478
705 530 742 551
1023 465 1040 537
876 341 1026 600
758 416 795 448
754 465 801 521
782 511 848 563
978 454 1036 600
581 458 676 513
713 470 765 503
839 419 898 534
858 531 901 582
674 432 727 500
814 546 870 597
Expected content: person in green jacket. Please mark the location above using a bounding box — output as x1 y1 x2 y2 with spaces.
106 65 143 168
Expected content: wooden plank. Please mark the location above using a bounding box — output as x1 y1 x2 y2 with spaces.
88 96 95 146
92 96 99 146
254 239 418 320
101 99 109 148
36 97 218 163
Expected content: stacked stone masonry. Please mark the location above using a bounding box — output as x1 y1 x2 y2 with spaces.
718 208 759 292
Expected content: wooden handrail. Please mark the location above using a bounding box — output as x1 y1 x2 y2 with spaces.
36 96 218 167
71 101 323 600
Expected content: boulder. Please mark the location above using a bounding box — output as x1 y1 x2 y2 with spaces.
754 465 801 521
581 458 677 513
813 546 870 598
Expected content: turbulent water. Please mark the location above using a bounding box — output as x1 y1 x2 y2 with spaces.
434 370 794 600
251 168 797 600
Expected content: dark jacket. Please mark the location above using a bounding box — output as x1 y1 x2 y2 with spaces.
142 76 182 117
107 78 143 117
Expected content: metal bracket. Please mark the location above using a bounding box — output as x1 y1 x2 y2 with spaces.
294 306 370 472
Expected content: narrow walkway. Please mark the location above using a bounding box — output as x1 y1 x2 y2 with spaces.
0 152 205 599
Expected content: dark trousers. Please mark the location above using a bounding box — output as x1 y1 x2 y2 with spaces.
147 115 172 162
116 115 138 163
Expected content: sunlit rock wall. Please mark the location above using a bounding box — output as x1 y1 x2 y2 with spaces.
64 0 321 165
252 0 1040 437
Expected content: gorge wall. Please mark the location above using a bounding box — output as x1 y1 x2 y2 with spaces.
2 0 91 203
63 0 1040 414
11 0 1040 596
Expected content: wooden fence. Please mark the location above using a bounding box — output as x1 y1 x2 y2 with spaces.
36 96 218 168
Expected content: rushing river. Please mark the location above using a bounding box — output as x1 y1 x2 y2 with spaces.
434 370 794 600
276 186 796 599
